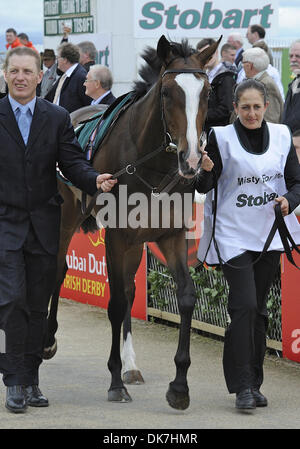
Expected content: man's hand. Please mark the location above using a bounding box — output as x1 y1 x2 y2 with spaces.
96 174 117 192
201 151 214 172
62 24 72 38
275 196 289 216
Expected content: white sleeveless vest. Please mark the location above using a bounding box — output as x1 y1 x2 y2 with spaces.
198 123 300 264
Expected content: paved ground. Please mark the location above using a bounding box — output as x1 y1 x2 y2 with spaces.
0 298 300 431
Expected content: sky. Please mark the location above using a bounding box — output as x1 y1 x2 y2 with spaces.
0 0 300 52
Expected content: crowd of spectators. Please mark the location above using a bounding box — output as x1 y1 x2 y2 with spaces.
0 26 115 109
1 24 300 158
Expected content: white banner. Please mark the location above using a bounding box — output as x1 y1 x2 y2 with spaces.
134 0 279 38
57 32 112 69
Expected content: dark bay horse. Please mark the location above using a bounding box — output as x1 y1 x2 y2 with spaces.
44 35 220 409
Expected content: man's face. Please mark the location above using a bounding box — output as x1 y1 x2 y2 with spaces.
6 32 16 44
4 54 43 105
246 27 257 44
79 50 89 65
289 43 300 75
43 57 55 69
57 54 69 72
18 37 28 46
223 49 236 64
227 36 238 49
83 70 99 99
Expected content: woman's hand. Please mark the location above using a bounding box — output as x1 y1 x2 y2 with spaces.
275 196 289 216
201 151 214 172
96 174 118 192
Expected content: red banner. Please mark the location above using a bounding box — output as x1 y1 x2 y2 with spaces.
147 202 204 267
60 229 147 320
281 246 300 362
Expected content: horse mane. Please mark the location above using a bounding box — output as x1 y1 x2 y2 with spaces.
133 39 196 97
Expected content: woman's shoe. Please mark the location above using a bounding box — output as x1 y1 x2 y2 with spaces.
235 388 256 410
252 388 268 407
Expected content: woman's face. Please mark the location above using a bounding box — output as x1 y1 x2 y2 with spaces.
234 88 268 129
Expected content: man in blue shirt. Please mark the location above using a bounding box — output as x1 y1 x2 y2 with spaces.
0 46 116 413
84 64 116 106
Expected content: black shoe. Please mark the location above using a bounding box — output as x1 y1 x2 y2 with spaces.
5 386 27 413
252 388 268 407
235 388 256 410
24 385 49 407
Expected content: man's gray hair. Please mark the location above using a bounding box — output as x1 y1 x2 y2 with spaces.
227 32 243 45
89 64 113 90
78 41 97 60
242 47 269 72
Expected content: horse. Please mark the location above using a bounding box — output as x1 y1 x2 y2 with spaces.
44 35 221 409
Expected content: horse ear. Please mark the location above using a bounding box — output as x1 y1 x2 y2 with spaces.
196 36 223 68
157 35 173 67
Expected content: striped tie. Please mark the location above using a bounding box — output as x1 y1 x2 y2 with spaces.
53 73 67 104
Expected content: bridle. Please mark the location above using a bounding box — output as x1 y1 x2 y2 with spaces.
81 66 209 216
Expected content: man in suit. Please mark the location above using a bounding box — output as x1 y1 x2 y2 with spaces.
246 24 274 65
40 49 58 98
45 42 92 113
5 28 23 50
0 46 117 413
78 41 97 72
282 39 300 134
233 47 283 124
227 32 244 70
84 64 116 106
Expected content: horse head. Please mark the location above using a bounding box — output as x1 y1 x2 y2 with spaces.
157 35 222 179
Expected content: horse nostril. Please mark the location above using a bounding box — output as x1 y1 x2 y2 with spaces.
178 151 186 164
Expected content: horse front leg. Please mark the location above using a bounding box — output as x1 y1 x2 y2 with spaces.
43 262 68 359
105 231 138 403
121 244 145 385
157 231 196 410
122 306 144 385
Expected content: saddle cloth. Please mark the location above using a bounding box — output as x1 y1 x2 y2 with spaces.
57 91 136 186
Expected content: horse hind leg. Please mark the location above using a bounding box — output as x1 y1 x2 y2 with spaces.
106 236 144 402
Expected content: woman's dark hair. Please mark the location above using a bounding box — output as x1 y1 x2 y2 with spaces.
234 79 267 105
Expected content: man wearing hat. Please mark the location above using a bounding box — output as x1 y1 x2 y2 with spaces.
40 49 58 98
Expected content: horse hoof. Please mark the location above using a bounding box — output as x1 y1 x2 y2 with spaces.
108 387 132 403
42 339 58 360
166 386 190 410
123 370 145 385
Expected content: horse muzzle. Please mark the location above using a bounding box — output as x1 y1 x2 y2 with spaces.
178 150 202 179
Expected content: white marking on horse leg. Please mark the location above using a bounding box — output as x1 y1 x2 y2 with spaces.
175 74 204 170
121 332 138 372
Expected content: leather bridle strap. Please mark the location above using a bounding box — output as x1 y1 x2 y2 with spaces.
162 68 208 77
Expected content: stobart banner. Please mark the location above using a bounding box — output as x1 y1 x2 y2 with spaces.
134 0 279 38
60 229 147 320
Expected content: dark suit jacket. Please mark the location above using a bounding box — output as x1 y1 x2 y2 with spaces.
99 91 116 106
235 48 244 68
45 63 92 113
0 96 99 255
